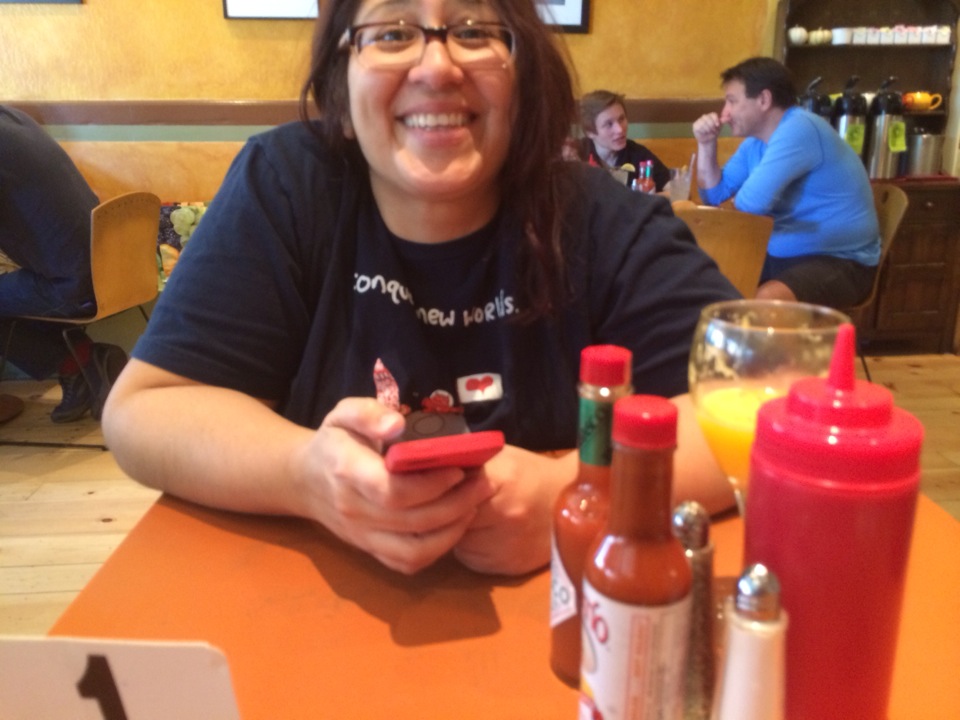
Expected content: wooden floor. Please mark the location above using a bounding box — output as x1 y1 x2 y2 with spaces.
2 354 960 637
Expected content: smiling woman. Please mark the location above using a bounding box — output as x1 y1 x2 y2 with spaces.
100 0 738 579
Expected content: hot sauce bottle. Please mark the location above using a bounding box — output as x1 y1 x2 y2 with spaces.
550 345 633 687
579 395 693 720
639 160 656 193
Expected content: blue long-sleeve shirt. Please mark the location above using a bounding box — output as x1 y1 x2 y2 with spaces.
700 107 880 265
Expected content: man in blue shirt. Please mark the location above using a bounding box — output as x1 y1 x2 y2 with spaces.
693 57 880 306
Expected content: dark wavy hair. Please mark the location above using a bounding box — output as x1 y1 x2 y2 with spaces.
299 0 579 320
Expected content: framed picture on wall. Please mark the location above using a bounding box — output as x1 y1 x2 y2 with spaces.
537 0 589 33
222 1 589 29
222 0 316 19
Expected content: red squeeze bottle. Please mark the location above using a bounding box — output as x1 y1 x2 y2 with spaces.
549 345 633 687
743 323 924 720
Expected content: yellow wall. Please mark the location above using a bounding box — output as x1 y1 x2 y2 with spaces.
0 0 776 102
568 0 776 97
0 0 314 100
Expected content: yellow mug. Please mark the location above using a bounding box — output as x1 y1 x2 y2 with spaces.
902 91 943 111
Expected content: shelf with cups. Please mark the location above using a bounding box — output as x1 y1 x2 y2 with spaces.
782 43 954 128
786 43 954 49
777 0 959 114
782 45 955 91
785 42 956 53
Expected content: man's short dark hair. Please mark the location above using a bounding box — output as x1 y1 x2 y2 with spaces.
721 57 797 109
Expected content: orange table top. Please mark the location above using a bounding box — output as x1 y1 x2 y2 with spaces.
51 493 960 720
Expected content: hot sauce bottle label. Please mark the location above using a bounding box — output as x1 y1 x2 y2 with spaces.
578 582 691 720
550 535 577 627
579 399 614 467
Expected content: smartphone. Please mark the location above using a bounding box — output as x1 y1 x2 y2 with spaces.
384 430 505 473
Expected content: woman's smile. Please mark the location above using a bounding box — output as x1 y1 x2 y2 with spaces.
402 111 472 129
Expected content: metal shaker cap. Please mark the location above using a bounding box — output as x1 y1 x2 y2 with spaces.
735 564 781 621
671 500 710 550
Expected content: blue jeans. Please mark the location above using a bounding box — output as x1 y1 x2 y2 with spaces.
0 268 95 379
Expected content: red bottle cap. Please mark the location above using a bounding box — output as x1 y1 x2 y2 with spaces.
580 345 632 388
612 395 678 449
754 324 924 484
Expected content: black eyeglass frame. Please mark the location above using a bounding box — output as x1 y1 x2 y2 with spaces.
339 20 516 61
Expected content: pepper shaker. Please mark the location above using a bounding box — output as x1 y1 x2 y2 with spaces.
672 501 715 720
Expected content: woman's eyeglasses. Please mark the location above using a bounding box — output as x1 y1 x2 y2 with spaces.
340 20 515 70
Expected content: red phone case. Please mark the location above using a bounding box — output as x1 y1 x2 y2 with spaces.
384 431 505 473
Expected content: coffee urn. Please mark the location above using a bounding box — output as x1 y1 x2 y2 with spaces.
831 76 868 159
799 76 833 121
906 133 945 176
866 77 906 179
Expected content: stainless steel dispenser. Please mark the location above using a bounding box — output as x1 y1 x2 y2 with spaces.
831 76 868 159
865 77 906 179
799 76 833 121
906 133 945 176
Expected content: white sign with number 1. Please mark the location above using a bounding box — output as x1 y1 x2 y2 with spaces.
0 636 240 719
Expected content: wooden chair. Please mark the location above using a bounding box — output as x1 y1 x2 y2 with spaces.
674 205 773 298
1 191 162 429
839 183 909 381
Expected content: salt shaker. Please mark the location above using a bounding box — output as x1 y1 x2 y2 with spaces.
711 564 787 720
672 501 715 720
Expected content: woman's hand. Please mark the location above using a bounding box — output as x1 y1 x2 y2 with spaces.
453 446 575 576
294 399 496 575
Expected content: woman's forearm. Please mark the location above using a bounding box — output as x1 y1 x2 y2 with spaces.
672 393 737 515
102 361 315 517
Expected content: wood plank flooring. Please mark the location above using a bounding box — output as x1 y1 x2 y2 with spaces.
2 353 959 637
0 381 160 636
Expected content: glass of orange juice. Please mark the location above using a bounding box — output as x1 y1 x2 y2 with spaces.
689 300 850 515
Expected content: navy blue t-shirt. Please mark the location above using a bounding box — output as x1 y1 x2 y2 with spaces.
135 121 737 451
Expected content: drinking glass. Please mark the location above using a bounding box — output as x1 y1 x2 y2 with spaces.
688 300 850 515
668 167 692 203
608 167 629 186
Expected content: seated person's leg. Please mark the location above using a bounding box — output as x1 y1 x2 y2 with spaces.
755 279 797 302
2 268 123 423
1 321 73 381
0 267 95 319
757 255 876 307
3 321 127 424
